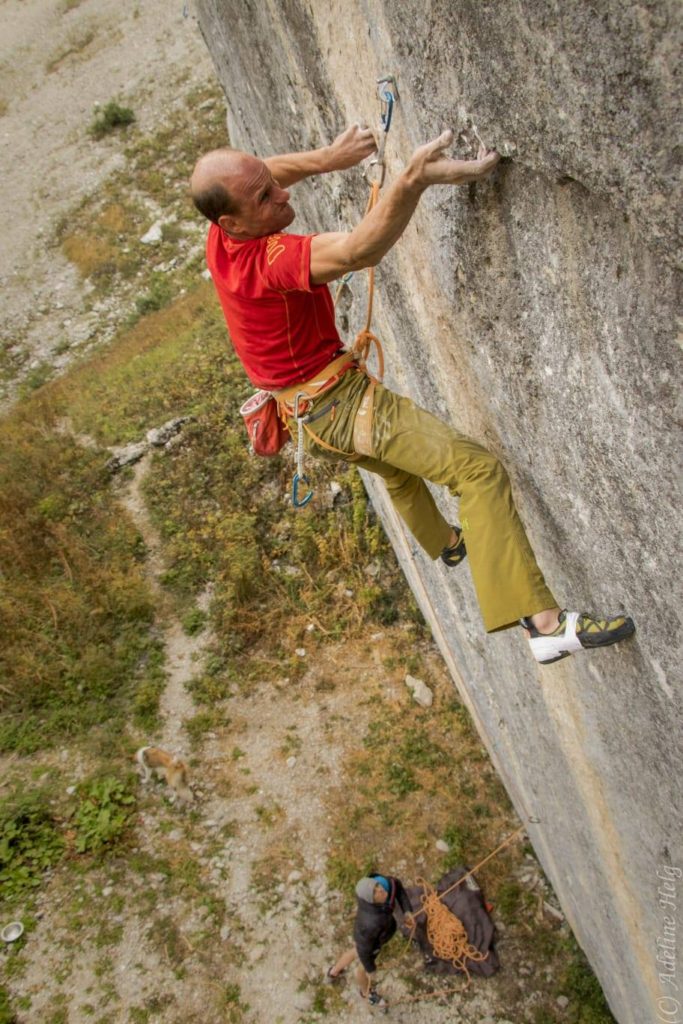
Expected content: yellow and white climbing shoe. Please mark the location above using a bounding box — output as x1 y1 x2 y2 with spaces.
521 610 635 665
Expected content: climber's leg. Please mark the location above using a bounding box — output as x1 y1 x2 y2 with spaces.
368 384 557 632
297 371 460 561
351 456 452 558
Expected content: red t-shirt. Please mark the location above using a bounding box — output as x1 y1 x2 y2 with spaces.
206 224 342 389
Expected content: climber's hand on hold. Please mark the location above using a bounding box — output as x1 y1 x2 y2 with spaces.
405 130 500 190
326 123 377 171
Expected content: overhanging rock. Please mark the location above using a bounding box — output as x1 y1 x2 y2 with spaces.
194 3 682 1021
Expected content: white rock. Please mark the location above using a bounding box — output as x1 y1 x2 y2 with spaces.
102 886 113 897
405 674 433 708
220 925 231 941
287 871 302 884
435 839 450 853
140 220 164 244
295 648 306 658
286 756 297 768
66 785 76 795
107 441 147 471
543 900 565 922
557 996 570 1009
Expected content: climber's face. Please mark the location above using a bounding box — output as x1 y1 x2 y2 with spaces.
373 884 389 904
218 153 295 238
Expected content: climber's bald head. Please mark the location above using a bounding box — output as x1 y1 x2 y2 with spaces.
190 147 251 225
190 146 295 239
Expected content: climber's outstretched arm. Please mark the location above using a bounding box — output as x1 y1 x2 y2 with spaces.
310 131 500 285
264 124 376 187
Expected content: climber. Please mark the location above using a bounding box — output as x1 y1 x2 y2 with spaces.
189 124 635 664
325 873 414 1007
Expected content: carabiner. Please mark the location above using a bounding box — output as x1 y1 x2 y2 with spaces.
377 74 400 133
379 87 395 134
292 472 313 508
364 158 386 188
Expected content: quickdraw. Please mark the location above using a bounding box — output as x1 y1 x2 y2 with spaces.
292 391 313 508
365 74 400 188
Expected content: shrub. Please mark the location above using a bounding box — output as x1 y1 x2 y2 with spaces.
89 101 135 140
74 776 136 853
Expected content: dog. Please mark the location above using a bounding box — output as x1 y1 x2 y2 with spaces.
135 746 194 804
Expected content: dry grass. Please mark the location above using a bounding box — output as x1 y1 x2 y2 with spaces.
45 27 97 74
62 231 118 278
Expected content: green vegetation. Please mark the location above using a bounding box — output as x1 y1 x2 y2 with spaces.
561 942 616 1023
0 986 15 1024
73 776 136 853
218 981 249 1023
89 100 136 140
0 789 64 902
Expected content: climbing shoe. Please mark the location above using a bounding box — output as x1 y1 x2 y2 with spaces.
440 526 467 568
521 610 635 665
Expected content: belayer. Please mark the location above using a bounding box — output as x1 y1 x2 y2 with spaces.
325 873 414 1008
190 122 635 664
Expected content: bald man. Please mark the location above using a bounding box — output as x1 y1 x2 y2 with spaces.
190 125 635 664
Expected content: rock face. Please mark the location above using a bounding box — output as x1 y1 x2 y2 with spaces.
194 4 681 1022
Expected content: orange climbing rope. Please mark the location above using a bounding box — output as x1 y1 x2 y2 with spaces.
414 875 489 980
347 179 385 381
384 823 529 1008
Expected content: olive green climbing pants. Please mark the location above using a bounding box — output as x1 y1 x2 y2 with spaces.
296 368 557 633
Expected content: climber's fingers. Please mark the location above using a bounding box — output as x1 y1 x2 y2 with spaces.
408 132 499 187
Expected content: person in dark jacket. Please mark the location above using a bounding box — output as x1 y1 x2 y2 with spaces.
326 874 413 1007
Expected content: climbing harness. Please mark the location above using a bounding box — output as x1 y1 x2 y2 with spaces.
383 821 534 1008
285 75 399 506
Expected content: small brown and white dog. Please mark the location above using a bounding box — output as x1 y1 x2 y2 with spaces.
135 746 194 804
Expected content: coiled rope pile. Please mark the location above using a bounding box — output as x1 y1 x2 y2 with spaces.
385 823 529 1008
413 875 488 981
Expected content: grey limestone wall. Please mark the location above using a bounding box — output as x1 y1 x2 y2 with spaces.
194 3 682 1021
